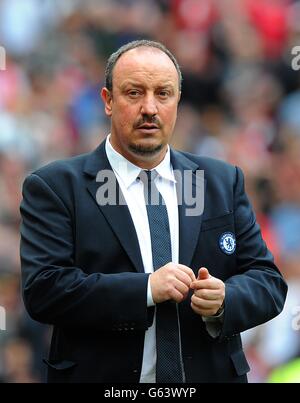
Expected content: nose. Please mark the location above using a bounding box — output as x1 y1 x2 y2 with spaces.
140 94 158 116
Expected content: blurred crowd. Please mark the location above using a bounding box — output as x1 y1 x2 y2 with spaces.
0 0 300 383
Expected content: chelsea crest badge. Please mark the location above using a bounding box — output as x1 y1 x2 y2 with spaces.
219 232 236 255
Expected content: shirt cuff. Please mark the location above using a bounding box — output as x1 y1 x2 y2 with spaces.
202 308 224 338
147 277 155 307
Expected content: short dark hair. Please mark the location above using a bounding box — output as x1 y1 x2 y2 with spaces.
105 40 182 92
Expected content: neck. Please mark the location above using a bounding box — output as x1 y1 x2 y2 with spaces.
128 150 167 170
109 137 168 169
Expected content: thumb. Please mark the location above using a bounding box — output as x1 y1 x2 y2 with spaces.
198 267 210 280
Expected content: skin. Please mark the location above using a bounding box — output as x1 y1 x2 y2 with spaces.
101 47 180 169
101 47 225 315
190 268 225 316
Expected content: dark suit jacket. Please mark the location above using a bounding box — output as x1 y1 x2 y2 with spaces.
20 140 287 383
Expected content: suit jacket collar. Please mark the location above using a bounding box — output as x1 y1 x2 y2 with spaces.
84 141 205 271
83 140 111 177
83 141 195 179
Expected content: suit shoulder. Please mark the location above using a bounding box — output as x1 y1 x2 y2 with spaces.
179 151 237 176
30 153 90 183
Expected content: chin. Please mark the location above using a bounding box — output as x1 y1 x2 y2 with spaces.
128 141 164 157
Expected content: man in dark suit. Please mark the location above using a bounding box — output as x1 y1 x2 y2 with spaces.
20 40 287 383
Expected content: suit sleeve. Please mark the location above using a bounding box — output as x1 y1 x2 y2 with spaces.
220 167 288 339
20 173 151 331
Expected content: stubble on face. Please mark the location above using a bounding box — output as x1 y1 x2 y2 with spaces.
129 114 164 156
128 141 164 156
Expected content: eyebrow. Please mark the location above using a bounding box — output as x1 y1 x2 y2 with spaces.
120 81 176 89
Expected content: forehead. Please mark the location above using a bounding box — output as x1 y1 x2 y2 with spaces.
112 47 179 88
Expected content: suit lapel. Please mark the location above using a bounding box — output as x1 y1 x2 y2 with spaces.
83 141 144 273
83 141 206 272
171 149 206 268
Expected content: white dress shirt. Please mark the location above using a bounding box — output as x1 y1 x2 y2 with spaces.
105 135 179 383
105 135 223 382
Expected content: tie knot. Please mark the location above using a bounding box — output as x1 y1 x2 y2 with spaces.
138 170 162 205
138 170 158 185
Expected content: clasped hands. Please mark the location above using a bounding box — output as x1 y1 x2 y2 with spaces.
149 263 225 317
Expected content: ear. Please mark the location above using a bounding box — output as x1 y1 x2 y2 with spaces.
177 91 181 104
101 87 113 117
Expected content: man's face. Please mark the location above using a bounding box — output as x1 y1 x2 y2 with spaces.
101 47 181 167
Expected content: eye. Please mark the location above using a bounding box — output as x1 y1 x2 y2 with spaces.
158 90 170 99
128 90 141 98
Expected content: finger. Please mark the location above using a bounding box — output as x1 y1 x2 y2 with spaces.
197 267 210 280
193 288 221 300
190 278 221 290
191 302 217 317
191 295 219 310
173 278 190 297
177 264 196 282
174 268 195 287
169 287 186 303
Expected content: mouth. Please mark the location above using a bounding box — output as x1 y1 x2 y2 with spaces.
136 124 160 133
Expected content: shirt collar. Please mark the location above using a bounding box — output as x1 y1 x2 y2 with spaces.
105 134 176 189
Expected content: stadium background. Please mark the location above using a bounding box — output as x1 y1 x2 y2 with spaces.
0 0 300 382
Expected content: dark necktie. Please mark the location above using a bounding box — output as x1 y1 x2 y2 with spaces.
140 170 184 383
